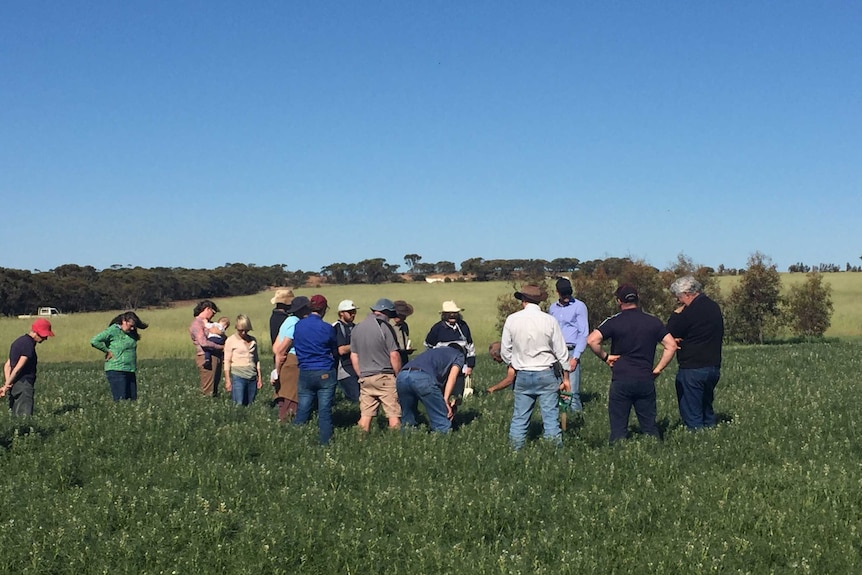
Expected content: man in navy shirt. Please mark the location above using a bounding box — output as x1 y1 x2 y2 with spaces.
1 319 55 416
293 294 338 445
396 344 466 433
587 285 677 443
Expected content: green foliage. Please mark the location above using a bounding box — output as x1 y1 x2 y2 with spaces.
725 252 784 344
1 344 861 573
785 272 834 337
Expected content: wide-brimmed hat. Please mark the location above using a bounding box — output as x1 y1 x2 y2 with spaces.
394 300 414 318
615 284 639 303
289 296 311 314
31 318 55 337
337 299 357 312
440 300 463 313
270 288 295 305
514 284 548 304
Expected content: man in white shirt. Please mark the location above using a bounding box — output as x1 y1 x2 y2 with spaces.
501 284 570 449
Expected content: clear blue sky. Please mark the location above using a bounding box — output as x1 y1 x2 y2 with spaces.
2 2 860 273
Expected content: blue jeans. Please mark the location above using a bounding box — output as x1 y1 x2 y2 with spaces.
337 374 360 403
568 352 583 412
295 369 337 445
675 366 721 429
396 370 451 433
608 379 659 443
106 370 137 401
508 368 562 450
230 375 258 406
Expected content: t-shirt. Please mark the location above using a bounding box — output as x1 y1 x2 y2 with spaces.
275 316 299 356
293 314 337 371
596 308 669 382
402 347 465 388
350 312 399 377
8 334 38 384
666 294 724 369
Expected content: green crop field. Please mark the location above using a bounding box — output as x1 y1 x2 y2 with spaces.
1 276 861 573
0 342 860 573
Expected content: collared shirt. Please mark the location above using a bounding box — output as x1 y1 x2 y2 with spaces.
548 297 588 359
294 313 337 371
500 303 569 371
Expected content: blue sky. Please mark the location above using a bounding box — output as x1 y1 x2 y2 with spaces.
2 1 860 273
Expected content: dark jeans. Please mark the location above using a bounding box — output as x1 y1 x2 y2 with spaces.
608 379 659 443
295 369 337 445
396 370 451 433
675 366 721 429
9 378 35 416
337 374 360 403
106 370 138 401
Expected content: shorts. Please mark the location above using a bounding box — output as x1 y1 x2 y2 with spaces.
358 373 401 418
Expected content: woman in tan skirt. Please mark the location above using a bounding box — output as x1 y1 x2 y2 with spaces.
272 296 310 421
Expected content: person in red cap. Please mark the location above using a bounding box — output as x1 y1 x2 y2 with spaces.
1 318 55 415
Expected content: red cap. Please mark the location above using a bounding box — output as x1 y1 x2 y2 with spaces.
31 318 55 337
309 294 328 312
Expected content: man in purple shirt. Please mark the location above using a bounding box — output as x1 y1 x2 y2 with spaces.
547 277 589 413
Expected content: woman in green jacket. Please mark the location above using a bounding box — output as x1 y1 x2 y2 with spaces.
90 311 148 401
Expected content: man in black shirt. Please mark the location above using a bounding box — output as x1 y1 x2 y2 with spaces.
667 276 724 430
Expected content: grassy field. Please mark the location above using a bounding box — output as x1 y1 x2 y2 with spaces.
0 341 860 573
2 273 861 365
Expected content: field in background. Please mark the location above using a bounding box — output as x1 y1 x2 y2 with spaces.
1 273 860 364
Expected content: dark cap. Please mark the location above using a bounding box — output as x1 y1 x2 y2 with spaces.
514 284 548 304
555 277 573 296
309 294 328 312
615 283 639 303
289 296 311 314
393 300 414 318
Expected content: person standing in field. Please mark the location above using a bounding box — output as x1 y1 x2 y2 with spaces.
273 296 310 422
189 300 224 397
333 299 360 403
223 314 262 406
392 300 415 367
667 276 724 430
269 289 295 345
424 300 476 399
396 343 466 433
350 298 402 432
587 284 678 443
90 311 148 401
501 284 570 449
293 295 339 444
548 277 589 415
0 319 55 416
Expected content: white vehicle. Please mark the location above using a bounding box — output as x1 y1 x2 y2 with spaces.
17 307 63 319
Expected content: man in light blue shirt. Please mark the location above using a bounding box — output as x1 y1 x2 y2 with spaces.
547 277 588 413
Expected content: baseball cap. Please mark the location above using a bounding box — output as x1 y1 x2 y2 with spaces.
32 318 55 338
309 294 328 311
337 299 357 312
371 298 397 317
289 296 311 314
615 284 639 303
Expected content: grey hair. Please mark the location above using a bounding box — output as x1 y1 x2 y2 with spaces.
669 276 703 297
235 314 253 332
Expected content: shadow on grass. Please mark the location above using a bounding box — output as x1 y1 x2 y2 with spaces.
52 403 83 416
0 423 60 450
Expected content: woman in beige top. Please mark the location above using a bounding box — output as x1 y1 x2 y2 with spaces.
223 314 262 406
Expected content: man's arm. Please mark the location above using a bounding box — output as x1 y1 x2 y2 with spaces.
389 350 402 375
488 366 516 393
442 364 461 418
350 352 361 377
0 356 28 397
587 329 619 366
571 301 589 369
652 333 679 377
273 336 293 372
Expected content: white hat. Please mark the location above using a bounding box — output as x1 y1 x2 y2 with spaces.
338 299 358 312
441 300 463 313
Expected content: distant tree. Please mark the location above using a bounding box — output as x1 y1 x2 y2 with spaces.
572 268 616 331
435 261 456 274
403 254 422 274
725 252 783 344
785 272 833 337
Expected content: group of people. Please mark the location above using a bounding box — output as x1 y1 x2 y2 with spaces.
498 275 724 448
187 290 478 444
2 275 723 451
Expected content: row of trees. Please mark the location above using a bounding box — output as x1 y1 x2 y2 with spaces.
494 253 835 344
0 264 311 316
